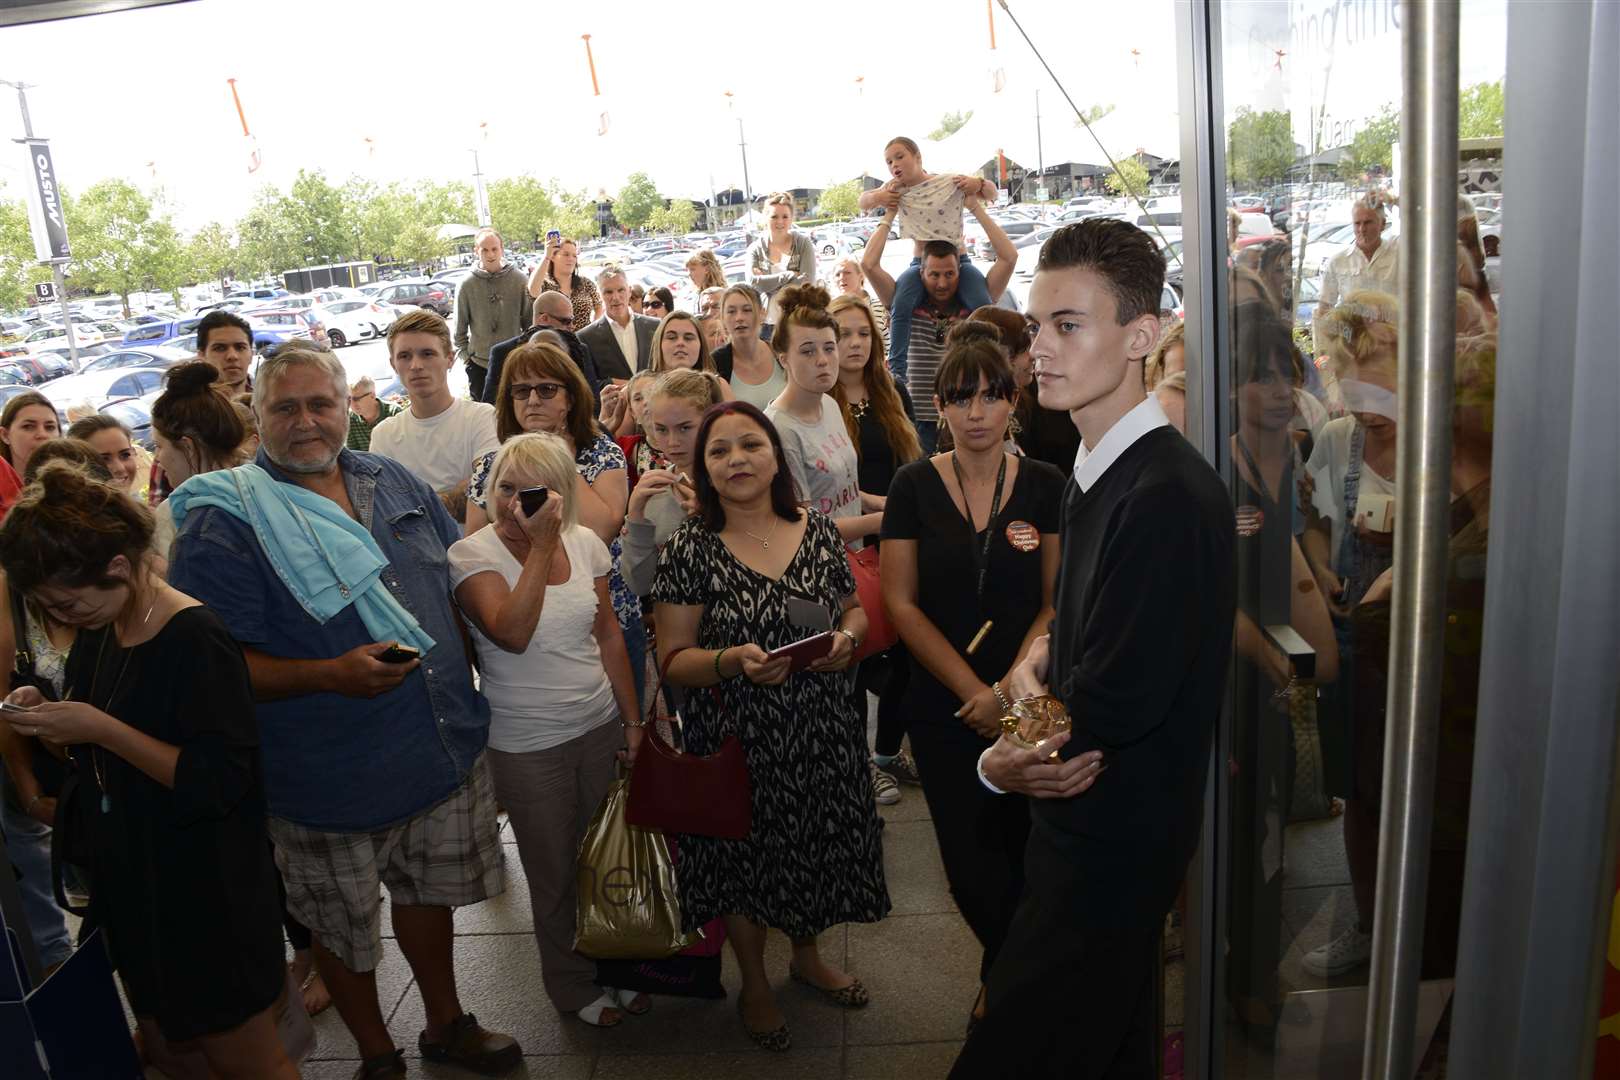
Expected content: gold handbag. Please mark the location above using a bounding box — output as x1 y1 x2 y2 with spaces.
1285 681 1332 822
574 778 697 960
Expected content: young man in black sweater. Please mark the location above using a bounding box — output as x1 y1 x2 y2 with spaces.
951 220 1236 1079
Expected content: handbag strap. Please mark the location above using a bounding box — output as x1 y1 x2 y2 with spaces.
9 581 35 678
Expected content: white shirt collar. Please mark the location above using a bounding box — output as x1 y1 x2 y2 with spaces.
1071 395 1171 492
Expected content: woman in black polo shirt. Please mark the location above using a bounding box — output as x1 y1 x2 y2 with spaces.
879 323 1063 1033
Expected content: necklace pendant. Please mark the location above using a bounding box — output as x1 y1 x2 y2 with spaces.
100 792 110 814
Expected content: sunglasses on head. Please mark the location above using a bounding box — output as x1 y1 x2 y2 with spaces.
509 382 566 401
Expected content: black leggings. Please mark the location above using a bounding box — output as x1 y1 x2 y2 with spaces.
857 645 912 758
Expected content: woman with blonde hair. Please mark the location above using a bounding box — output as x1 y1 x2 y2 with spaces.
746 193 818 329
465 341 643 703
681 249 728 312
532 236 603 330
449 432 644 1029
647 310 723 378
832 257 890 342
1144 320 1186 392
711 283 787 409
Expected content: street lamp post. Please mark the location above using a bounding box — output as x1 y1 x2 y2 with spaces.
2 78 79 371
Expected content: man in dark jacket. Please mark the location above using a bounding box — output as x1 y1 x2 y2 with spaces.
482 290 601 404
453 228 531 400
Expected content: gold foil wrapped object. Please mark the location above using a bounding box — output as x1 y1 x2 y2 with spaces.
998 694 1072 750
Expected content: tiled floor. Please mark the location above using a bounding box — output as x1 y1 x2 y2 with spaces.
293 774 973 1080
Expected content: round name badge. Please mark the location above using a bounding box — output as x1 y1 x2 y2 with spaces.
1004 520 1040 552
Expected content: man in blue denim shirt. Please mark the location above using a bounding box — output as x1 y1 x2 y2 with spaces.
169 345 521 1078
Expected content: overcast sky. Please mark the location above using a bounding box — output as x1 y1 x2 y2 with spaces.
0 0 1503 233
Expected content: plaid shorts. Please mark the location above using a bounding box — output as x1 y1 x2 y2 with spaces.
268 756 504 973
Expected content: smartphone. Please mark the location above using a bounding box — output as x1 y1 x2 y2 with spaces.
1355 491 1395 534
519 486 549 517
768 632 836 673
546 229 562 244
378 644 420 664
0 700 36 714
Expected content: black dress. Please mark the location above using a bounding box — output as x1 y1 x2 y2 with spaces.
880 453 1063 981
65 606 284 1042
852 383 917 500
652 510 890 938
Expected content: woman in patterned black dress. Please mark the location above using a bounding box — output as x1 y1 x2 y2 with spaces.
653 401 889 1052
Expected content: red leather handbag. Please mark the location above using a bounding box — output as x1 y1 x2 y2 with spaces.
847 543 897 662
625 646 752 840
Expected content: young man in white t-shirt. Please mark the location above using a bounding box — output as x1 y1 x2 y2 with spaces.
368 309 500 522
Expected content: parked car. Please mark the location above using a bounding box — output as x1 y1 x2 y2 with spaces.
166 332 198 355
20 322 121 353
39 366 171 411
227 286 289 301
313 300 395 347
0 363 32 389
79 345 191 374
246 308 330 351
371 280 451 317
120 317 203 347
11 351 79 383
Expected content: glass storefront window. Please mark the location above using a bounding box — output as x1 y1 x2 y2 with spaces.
1206 2 1506 1076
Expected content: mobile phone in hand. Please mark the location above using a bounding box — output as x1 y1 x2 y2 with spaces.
0 700 36 714
378 644 420 664
519 486 549 517
546 229 562 244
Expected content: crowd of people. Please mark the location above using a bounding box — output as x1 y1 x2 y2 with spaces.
0 135 1498 1078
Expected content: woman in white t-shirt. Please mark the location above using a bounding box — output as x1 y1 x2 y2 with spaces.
764 284 883 545
448 432 646 1030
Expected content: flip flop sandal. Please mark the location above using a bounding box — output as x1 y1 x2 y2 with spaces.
575 992 624 1028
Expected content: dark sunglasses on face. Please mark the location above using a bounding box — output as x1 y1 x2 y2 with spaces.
941 387 1010 410
509 382 566 401
645 300 667 311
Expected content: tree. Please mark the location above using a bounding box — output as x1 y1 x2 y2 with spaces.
1075 103 1115 128
1339 104 1400 181
68 179 184 314
188 221 236 294
1458 79 1504 139
1104 158 1149 198
647 200 697 235
284 169 350 265
818 179 862 220
488 176 558 247
614 172 661 231
928 110 973 140
1228 107 1295 187
0 192 53 312
548 185 601 241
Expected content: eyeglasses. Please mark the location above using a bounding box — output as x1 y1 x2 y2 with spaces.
645 300 667 312
940 388 1010 410
509 382 566 401
351 391 375 402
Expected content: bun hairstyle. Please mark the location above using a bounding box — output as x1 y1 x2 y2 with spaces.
770 283 837 355
152 360 247 475
936 320 1016 405
0 458 154 594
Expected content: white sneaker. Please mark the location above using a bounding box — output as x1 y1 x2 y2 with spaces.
870 760 901 805
1301 925 1372 977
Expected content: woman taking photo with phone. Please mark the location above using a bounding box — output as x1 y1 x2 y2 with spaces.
450 432 645 1029
0 463 294 1077
654 401 888 1052
879 323 1065 1034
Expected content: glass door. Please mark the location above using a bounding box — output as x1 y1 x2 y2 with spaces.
1199 2 1507 1076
